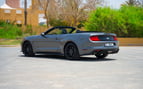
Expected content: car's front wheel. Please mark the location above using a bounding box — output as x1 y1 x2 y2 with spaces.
95 51 108 58
64 43 80 59
23 42 35 57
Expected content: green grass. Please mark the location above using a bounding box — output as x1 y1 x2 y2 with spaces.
0 39 21 45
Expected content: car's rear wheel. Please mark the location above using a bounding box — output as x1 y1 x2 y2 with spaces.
95 51 108 58
64 43 80 59
23 42 35 57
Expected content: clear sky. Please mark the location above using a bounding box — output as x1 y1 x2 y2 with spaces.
0 0 127 9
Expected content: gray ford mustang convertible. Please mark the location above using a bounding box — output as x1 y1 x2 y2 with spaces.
21 26 119 59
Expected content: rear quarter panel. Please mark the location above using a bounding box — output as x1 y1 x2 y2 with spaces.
58 33 93 55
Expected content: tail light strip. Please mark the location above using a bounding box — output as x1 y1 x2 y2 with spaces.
90 36 118 41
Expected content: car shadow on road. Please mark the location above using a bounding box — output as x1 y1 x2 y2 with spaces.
20 55 116 62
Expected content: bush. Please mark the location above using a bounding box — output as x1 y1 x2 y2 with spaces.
85 6 143 37
120 6 143 37
24 25 35 35
49 19 68 27
0 20 7 27
0 20 22 39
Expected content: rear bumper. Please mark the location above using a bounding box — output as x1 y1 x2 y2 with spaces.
93 48 119 54
79 47 119 55
78 40 119 56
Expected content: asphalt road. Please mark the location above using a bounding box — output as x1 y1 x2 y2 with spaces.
0 47 143 89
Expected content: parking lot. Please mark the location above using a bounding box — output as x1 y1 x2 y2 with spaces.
0 47 143 89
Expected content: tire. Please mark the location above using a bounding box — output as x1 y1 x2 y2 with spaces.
64 43 80 59
23 42 35 57
95 51 108 58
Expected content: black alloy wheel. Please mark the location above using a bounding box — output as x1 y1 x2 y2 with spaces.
23 42 35 57
64 43 80 59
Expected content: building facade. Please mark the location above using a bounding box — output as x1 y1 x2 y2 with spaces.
0 0 44 26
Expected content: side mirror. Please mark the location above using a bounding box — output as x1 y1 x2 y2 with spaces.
41 32 45 36
41 32 46 38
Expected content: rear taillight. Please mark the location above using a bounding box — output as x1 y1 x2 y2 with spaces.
90 36 100 41
113 36 118 41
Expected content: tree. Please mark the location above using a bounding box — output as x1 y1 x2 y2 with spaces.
33 0 104 27
85 6 143 37
32 0 57 27
123 0 143 7
124 0 138 6
138 0 143 7
57 0 87 26
57 0 104 27
84 7 127 36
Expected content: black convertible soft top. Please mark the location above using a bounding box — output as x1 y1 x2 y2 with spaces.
52 26 76 29
45 26 76 34
44 26 102 34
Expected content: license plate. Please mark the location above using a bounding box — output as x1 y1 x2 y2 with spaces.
105 43 114 47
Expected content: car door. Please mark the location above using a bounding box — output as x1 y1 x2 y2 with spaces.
35 28 62 52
